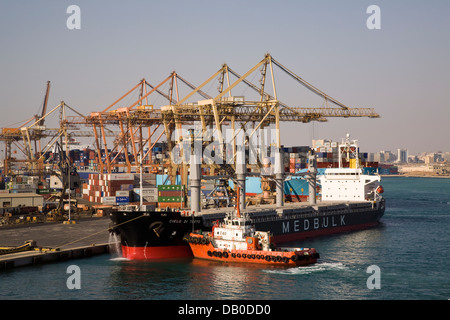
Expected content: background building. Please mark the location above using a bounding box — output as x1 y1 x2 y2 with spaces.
397 149 408 163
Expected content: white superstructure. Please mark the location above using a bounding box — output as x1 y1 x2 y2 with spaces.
319 133 383 202
212 214 272 251
319 168 381 202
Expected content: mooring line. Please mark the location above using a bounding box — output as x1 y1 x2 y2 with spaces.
56 214 146 249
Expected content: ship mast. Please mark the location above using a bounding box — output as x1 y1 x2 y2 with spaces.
339 133 360 169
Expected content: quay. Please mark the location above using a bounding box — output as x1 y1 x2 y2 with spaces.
0 217 112 270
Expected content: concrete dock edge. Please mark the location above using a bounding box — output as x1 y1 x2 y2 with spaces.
0 243 111 271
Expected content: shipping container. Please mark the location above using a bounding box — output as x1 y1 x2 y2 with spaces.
158 202 183 209
102 196 116 205
107 173 135 181
158 196 185 203
133 187 158 195
116 196 130 204
133 193 158 202
157 184 185 191
158 190 184 197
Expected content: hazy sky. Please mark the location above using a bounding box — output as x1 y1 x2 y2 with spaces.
1 0 449 155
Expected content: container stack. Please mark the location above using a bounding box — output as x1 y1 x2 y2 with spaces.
82 173 134 204
133 187 158 203
157 185 185 209
312 140 375 169
282 146 310 173
378 164 398 175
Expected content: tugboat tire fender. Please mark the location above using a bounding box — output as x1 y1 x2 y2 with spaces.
207 250 213 256
223 251 229 258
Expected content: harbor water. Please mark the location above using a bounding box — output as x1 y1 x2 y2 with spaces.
0 177 449 300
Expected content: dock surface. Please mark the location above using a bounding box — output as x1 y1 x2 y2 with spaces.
0 217 112 270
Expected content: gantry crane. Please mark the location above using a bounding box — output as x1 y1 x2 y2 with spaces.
160 53 380 184
1 54 380 190
82 72 212 174
0 81 51 177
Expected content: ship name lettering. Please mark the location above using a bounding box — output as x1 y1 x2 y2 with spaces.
304 219 310 230
281 215 346 234
282 221 289 233
294 220 300 232
314 218 319 229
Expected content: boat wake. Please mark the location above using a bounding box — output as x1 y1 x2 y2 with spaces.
109 257 130 262
264 261 348 275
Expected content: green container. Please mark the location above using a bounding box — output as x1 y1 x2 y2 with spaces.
157 185 185 191
157 196 185 203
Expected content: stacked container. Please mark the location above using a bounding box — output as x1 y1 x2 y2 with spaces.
82 173 134 204
157 185 185 209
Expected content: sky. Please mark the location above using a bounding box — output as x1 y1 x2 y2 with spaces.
0 0 449 155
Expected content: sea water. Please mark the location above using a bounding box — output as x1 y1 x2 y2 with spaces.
0 177 449 300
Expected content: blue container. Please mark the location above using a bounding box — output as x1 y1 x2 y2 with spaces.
116 196 130 204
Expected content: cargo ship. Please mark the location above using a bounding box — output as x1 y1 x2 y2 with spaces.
110 188 384 260
109 136 385 260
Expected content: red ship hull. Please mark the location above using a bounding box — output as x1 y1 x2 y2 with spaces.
121 244 193 260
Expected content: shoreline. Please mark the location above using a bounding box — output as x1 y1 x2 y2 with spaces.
381 174 450 179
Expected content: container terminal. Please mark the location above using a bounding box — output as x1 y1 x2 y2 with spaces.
0 54 384 263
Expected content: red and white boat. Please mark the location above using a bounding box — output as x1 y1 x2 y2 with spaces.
184 194 319 267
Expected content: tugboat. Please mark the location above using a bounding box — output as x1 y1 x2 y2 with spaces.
184 188 319 267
